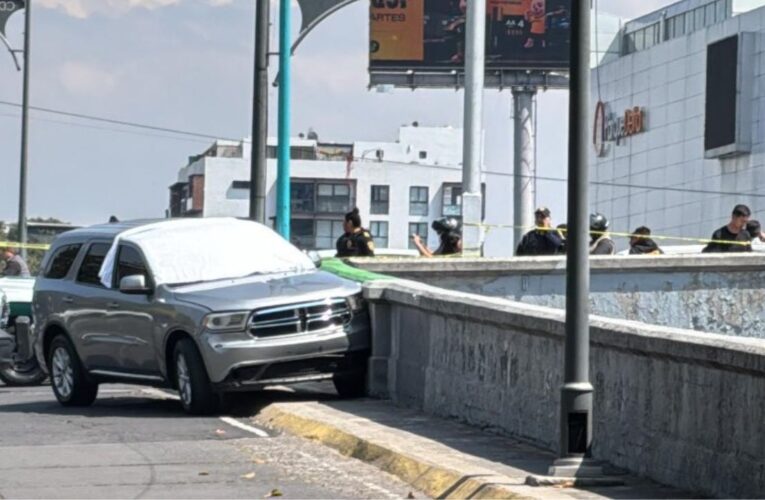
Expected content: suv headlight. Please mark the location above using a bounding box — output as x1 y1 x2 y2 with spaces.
203 311 249 332
346 294 365 313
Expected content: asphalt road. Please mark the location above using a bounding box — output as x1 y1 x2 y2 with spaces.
0 382 419 499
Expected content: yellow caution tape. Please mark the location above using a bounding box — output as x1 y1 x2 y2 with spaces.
465 223 753 247
0 241 51 251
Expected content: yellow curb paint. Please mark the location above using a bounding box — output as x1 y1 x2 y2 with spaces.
257 406 528 499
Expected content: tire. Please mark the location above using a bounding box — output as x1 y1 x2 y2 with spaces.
47 335 98 407
0 357 47 387
333 370 367 399
173 339 218 415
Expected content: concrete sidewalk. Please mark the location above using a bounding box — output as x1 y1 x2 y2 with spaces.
253 399 692 499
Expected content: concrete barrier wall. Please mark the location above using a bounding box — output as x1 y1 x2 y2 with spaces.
364 279 765 498
352 254 765 339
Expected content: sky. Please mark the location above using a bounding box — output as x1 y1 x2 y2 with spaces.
0 0 671 226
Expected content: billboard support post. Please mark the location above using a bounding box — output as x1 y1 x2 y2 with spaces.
461 0 486 256
276 0 291 239
512 87 537 247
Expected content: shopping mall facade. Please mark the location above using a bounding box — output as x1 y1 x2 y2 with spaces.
590 0 765 245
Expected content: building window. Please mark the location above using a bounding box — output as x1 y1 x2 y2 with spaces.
716 0 726 23
685 11 694 33
442 184 462 217
317 183 352 213
370 185 389 215
316 220 345 249
267 145 317 160
291 219 315 249
370 221 389 249
291 182 315 213
409 186 429 216
419 151 428 160
694 7 705 30
232 180 251 190
408 223 428 250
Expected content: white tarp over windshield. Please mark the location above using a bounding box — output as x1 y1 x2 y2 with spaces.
99 218 314 288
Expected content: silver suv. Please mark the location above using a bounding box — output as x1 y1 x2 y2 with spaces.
32 219 371 414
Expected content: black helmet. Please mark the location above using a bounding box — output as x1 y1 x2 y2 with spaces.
590 213 609 233
432 218 460 234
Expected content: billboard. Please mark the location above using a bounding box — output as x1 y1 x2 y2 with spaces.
370 0 571 75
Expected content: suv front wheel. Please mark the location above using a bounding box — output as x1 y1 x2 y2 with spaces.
173 339 218 415
48 334 98 406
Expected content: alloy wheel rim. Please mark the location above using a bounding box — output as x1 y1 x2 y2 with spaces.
51 347 74 399
176 354 192 406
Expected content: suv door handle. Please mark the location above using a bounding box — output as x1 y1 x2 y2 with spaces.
107 302 120 309
62 296 74 304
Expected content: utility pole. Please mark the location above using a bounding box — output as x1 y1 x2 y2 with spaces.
275 0 291 238
250 0 269 224
512 87 536 247
461 0 485 256
549 0 601 477
17 0 30 260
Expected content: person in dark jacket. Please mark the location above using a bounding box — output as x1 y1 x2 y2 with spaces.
413 218 462 257
747 220 765 243
515 207 564 256
702 204 752 253
629 226 663 255
2 247 31 277
589 213 615 255
335 208 375 258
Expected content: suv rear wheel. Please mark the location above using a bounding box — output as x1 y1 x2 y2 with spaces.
173 339 218 415
48 335 98 406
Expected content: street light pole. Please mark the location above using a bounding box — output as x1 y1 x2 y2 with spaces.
461 0 485 256
549 0 600 477
17 0 30 260
275 0 291 238
250 0 269 224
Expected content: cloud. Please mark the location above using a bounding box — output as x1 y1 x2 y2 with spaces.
36 0 234 18
59 61 119 97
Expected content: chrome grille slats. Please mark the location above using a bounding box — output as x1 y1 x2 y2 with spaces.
249 298 351 338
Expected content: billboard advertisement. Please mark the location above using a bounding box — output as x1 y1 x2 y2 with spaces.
370 0 571 73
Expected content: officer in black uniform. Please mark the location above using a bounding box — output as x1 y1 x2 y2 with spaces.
335 208 376 258
516 207 565 256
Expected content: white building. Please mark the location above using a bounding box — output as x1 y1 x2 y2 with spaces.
590 0 765 247
169 126 514 255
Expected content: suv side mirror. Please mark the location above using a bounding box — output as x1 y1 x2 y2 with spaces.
119 275 152 295
306 250 322 268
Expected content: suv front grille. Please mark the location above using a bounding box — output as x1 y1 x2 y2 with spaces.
249 298 351 338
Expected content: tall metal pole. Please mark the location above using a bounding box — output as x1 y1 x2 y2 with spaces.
549 0 600 477
275 0 291 238
512 87 536 247
250 0 269 224
461 0 485 256
17 0 30 260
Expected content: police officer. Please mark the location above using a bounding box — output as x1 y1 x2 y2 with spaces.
413 218 462 257
589 213 616 255
515 207 565 256
335 208 376 258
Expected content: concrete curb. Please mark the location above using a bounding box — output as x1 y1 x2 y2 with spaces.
256 405 538 500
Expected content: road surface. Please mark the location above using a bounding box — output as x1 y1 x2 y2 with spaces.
0 382 420 499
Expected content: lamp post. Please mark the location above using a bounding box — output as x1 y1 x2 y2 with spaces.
249 0 269 224
17 0 30 260
548 0 601 477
